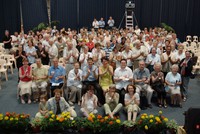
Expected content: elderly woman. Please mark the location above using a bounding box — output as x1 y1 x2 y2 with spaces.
150 63 167 108
104 84 122 118
165 64 182 107
99 57 113 93
18 58 32 104
24 39 37 65
124 84 140 122
81 85 98 117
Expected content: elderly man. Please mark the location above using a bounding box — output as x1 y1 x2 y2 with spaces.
67 62 83 105
48 58 66 97
32 58 48 102
48 89 77 117
48 39 58 65
82 58 104 105
114 59 133 104
63 41 79 75
133 60 154 109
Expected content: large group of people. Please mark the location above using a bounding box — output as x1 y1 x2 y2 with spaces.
2 24 195 122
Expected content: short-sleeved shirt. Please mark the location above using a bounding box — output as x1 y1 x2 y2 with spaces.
124 93 140 105
165 72 181 86
48 65 66 83
25 46 36 64
33 65 48 82
133 68 150 85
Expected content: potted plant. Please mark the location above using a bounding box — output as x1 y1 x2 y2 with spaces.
166 119 178 134
123 120 136 133
0 112 30 133
30 117 43 133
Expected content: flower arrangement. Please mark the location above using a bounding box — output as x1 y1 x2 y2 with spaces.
0 112 30 132
41 111 74 132
82 113 122 133
136 111 178 134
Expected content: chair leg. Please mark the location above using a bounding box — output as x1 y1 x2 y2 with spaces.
4 72 8 81
11 66 13 74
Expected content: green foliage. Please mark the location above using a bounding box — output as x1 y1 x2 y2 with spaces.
161 22 175 33
32 20 60 32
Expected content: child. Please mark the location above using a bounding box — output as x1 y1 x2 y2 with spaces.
35 94 48 118
81 85 98 117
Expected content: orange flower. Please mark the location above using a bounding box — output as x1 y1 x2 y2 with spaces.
109 121 113 125
161 115 165 119
100 119 104 123
6 112 10 117
97 115 102 119
59 117 64 122
88 116 93 122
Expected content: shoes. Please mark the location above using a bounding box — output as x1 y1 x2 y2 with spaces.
68 101 74 105
163 104 168 108
148 104 153 109
28 99 31 104
158 103 162 108
21 99 25 104
183 97 187 102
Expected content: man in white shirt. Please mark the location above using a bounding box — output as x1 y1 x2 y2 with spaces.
145 47 161 73
67 62 83 105
92 18 99 30
48 39 58 65
107 16 115 29
114 59 133 104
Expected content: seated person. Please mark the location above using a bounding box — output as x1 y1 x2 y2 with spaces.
99 57 114 94
47 89 77 117
35 94 48 118
82 58 104 105
114 59 133 104
124 84 140 122
81 85 98 117
18 58 32 104
150 63 167 108
32 58 48 102
133 60 154 109
48 58 66 97
104 84 122 118
165 64 182 108
67 62 83 105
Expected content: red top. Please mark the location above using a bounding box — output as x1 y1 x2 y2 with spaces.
86 42 94 52
20 66 32 82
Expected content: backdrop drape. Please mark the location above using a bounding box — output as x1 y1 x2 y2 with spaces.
0 0 20 40
21 0 48 33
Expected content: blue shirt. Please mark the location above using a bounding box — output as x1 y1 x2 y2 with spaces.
83 65 98 82
48 65 66 83
103 46 113 58
99 20 105 28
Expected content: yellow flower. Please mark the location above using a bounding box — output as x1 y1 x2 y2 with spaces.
155 117 161 122
145 115 148 119
56 117 60 121
49 118 54 122
145 125 148 130
149 114 154 118
143 113 147 116
15 117 18 121
164 118 168 122
4 116 9 120
159 111 162 115
51 114 55 118
49 111 53 114
149 119 153 123
0 114 3 117
116 119 121 124
10 118 14 121
66 115 70 119
0 117 3 121
104 116 108 120
141 116 145 119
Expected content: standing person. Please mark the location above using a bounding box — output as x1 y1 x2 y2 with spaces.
48 39 58 65
25 39 37 65
107 16 115 29
124 84 140 122
81 85 98 117
2 30 12 54
36 42 49 65
99 17 105 29
15 45 26 69
92 18 99 31
48 58 66 97
18 58 32 104
104 84 122 118
179 51 193 101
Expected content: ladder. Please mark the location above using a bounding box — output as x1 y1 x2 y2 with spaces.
125 10 133 29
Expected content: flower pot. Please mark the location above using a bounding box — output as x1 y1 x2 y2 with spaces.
32 126 41 133
123 126 136 134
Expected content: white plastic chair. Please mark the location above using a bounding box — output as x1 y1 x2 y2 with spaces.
0 59 8 81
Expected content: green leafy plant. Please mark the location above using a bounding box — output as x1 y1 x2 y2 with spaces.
123 120 135 127
161 23 175 33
